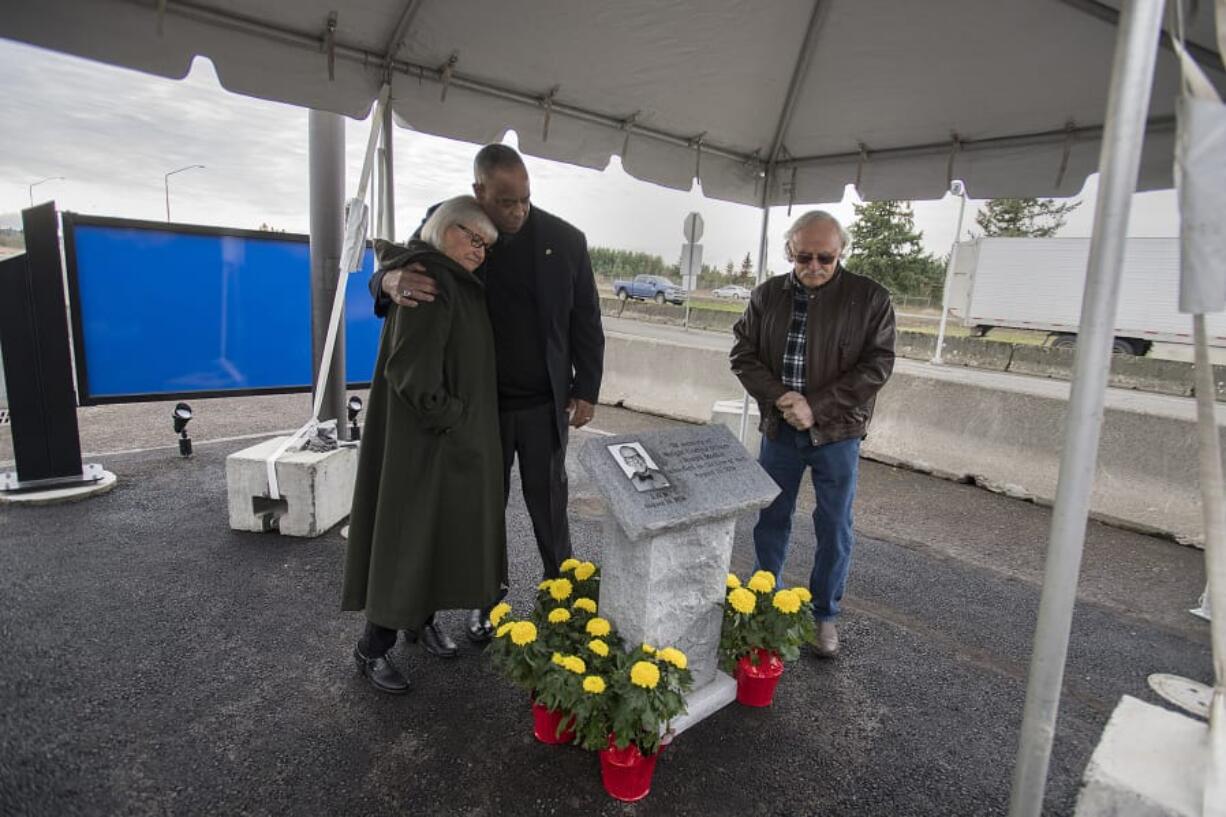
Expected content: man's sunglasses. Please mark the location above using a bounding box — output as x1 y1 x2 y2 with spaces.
793 251 837 266
457 223 493 253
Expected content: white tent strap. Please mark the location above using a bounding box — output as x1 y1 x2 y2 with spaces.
264 84 390 501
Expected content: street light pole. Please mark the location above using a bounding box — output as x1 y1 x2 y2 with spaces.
932 180 968 365
164 164 205 222
28 176 66 207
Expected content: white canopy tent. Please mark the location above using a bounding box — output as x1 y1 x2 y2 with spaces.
3 2 1224 815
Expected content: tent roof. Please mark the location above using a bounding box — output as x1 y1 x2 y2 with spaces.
4 0 1223 206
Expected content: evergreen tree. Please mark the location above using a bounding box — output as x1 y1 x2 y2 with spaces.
845 200 945 299
739 252 754 281
724 260 735 277
974 198 1080 238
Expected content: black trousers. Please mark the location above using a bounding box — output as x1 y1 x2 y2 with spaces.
499 402 572 579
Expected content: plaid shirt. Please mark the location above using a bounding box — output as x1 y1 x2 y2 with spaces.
781 277 809 392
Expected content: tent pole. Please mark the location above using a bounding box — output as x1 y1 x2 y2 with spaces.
1006 1 1164 815
932 183 967 364
739 180 772 444
380 100 395 242
308 110 347 436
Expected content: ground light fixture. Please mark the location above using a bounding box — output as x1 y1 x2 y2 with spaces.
347 395 363 442
172 402 193 456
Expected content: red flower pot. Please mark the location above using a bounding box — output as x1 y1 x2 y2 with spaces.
531 698 575 744
599 736 659 802
734 648 785 707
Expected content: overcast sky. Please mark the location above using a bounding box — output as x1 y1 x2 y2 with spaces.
0 38 1181 274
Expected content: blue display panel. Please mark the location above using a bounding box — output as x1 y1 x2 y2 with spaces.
63 214 383 403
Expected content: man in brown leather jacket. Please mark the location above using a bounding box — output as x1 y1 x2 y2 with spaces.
730 210 895 658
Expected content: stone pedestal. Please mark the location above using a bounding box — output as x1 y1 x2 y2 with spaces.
226 436 356 537
579 424 779 733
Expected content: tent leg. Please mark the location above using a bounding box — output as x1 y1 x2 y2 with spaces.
308 110 347 436
932 184 967 365
1006 2 1165 816
380 101 395 241
738 198 772 444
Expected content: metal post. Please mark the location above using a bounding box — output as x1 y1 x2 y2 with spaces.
738 177 773 444
932 182 967 364
308 110 346 435
163 165 204 223
380 101 395 241
1007 2 1165 815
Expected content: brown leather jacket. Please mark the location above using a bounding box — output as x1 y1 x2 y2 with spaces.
730 266 896 445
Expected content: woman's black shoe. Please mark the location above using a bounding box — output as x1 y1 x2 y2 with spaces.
404 617 459 658
353 647 410 695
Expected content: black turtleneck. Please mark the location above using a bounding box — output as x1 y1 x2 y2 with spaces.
483 211 552 410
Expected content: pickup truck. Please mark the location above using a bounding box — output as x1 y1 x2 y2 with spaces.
612 274 686 305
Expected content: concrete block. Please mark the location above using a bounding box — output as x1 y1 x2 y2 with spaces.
1109 356 1194 397
601 334 743 423
667 672 737 741
1008 344 1075 381
937 335 1014 371
226 436 357 538
1073 695 1207 817
896 330 938 361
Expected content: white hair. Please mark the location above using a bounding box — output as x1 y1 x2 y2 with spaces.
421 195 497 250
783 210 850 252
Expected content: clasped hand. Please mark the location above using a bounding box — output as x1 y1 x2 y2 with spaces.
775 391 814 431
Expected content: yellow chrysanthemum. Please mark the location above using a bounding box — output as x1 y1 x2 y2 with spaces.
726 573 742 589
583 675 606 694
559 558 581 573
510 621 537 646
549 578 574 601
792 586 813 604
562 655 586 674
657 647 688 670
573 561 597 581
489 602 512 627
629 660 660 689
551 652 566 666
572 597 597 614
728 587 756 615
538 579 553 591
495 622 514 638
587 639 610 657
641 643 656 655
747 570 776 593
772 589 801 615
548 607 571 624
585 617 611 637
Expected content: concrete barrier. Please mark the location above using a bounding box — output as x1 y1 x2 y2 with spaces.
600 331 1219 544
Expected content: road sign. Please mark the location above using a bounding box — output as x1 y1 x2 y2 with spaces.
683 212 704 244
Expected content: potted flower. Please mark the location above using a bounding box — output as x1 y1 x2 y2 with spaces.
719 570 816 707
486 604 577 744
573 643 694 801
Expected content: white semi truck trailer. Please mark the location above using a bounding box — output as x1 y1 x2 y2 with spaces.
946 237 1226 356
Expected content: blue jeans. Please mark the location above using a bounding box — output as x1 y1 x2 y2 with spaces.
753 426 860 621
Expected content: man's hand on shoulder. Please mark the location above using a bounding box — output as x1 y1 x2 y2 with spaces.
382 263 438 308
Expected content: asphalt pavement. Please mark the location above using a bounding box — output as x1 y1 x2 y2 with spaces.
0 401 1212 817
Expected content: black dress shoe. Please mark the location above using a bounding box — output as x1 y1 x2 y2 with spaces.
466 608 495 644
410 619 458 658
353 647 409 695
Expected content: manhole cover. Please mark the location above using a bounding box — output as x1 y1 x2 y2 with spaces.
1147 673 1211 719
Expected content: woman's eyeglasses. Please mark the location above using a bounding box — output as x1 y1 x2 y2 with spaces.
792 251 837 266
457 223 493 253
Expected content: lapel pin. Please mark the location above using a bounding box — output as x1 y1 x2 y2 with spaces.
545 248 553 256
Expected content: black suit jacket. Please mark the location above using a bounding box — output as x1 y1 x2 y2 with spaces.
369 205 604 441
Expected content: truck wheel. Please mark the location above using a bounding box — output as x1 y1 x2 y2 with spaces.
1050 334 1077 350
1111 338 1143 356
655 292 667 304
617 289 628 301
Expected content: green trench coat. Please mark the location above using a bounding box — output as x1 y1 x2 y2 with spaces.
342 241 506 632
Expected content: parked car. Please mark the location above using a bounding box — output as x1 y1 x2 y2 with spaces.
711 285 752 299
612 274 687 305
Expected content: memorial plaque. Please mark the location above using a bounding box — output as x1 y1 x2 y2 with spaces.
578 423 779 542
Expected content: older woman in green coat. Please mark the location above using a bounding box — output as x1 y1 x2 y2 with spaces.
342 195 506 695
